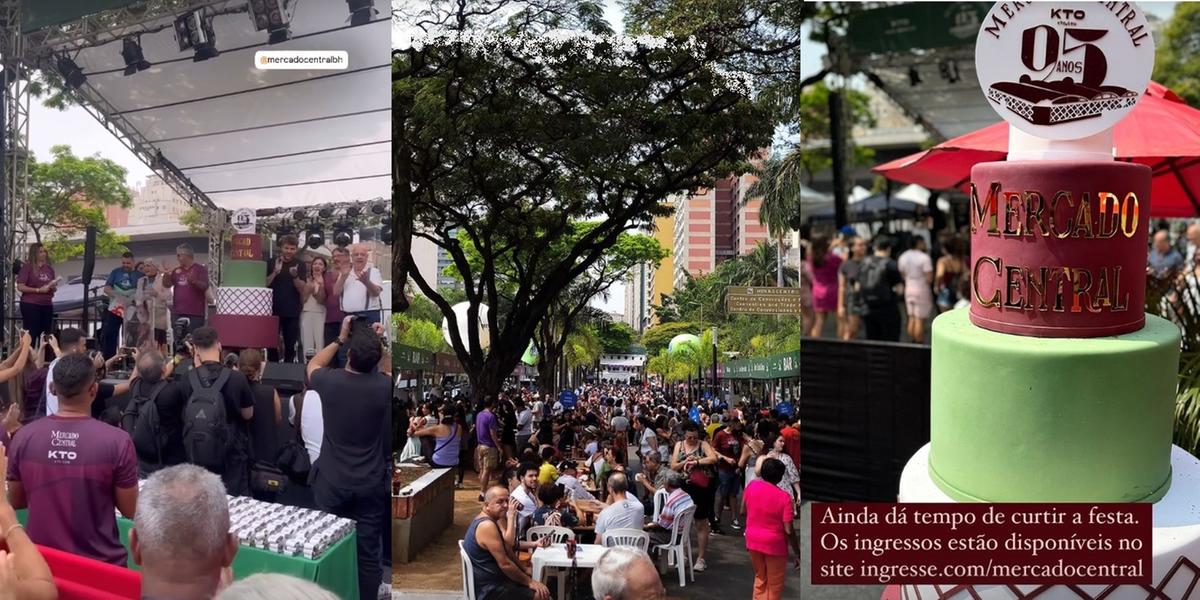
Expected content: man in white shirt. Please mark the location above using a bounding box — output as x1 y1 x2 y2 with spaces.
334 243 384 325
515 400 533 453
594 473 644 539
44 329 114 416
288 389 324 465
509 462 540 537
555 461 596 502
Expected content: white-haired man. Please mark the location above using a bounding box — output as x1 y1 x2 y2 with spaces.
162 243 209 329
131 464 238 600
590 547 665 600
333 243 383 325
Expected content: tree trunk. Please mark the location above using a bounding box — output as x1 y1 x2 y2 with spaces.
777 236 786 287
536 352 557 395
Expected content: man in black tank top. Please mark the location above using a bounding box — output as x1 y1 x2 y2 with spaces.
462 486 551 600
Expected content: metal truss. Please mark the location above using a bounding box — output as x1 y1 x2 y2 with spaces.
23 0 244 59
0 1 28 344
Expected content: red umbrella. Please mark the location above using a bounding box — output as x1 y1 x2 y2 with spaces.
874 82 1200 217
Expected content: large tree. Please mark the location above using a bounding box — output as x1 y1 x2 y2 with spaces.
396 31 773 403
1154 3 1200 107
27 145 131 262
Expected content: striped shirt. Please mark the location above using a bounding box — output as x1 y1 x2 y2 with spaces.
655 488 695 529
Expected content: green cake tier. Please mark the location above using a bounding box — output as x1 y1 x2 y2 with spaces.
222 260 265 287
929 309 1180 503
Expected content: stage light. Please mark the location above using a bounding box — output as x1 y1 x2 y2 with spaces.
248 0 292 44
318 208 334 219
908 65 921 87
332 222 354 247
380 223 392 244
292 210 307 221
175 10 219 62
120 36 151 76
56 56 86 90
346 206 361 218
305 222 324 249
370 203 386 215
348 0 376 27
276 223 294 239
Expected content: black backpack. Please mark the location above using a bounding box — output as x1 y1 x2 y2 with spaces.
121 379 169 464
183 368 230 469
857 256 896 308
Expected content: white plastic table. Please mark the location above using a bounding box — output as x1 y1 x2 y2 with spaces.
531 543 606 599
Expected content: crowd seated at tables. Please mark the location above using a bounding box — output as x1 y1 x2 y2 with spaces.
426 381 802 599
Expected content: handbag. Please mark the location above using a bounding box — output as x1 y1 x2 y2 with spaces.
275 393 312 483
687 467 711 488
250 460 288 496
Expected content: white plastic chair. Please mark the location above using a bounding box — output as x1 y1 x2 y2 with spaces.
458 540 477 600
654 505 696 587
651 488 669 523
601 528 651 552
526 525 574 544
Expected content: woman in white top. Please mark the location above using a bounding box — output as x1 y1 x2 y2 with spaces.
300 256 328 357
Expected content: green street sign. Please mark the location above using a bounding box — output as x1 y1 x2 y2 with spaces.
723 350 799 380
395 344 435 371
846 2 992 56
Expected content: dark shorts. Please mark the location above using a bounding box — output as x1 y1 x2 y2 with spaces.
480 580 536 600
718 469 741 496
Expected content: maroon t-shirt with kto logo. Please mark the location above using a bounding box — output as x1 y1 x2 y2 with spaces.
6 415 138 566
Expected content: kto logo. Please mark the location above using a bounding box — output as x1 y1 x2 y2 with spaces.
1050 8 1085 20
48 450 77 460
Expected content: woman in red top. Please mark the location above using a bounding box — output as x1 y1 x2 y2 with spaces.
16 243 57 343
742 458 801 600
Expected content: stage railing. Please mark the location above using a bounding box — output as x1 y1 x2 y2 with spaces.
800 336 931 503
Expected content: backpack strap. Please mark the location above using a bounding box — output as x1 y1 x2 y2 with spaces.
292 392 305 443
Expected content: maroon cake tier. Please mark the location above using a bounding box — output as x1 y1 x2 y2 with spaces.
968 160 1150 338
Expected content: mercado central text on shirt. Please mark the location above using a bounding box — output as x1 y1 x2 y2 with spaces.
968 182 1139 313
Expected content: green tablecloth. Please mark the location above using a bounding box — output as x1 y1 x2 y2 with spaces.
17 510 359 599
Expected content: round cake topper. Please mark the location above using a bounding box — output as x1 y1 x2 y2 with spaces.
231 208 256 234
975 1 1154 141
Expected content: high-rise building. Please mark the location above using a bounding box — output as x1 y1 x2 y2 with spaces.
648 213 674 326
732 172 772 254
436 229 464 290
623 261 651 333
129 176 190 225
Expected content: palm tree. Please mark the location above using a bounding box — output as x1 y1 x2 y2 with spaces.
727 242 799 287
747 147 801 286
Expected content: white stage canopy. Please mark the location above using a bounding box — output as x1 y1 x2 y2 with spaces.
35 1 390 210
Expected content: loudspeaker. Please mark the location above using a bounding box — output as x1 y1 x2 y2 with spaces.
80 226 97 282
262 361 306 395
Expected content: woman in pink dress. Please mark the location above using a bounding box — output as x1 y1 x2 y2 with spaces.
807 234 842 338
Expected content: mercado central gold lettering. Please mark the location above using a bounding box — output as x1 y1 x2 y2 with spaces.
969 182 1137 313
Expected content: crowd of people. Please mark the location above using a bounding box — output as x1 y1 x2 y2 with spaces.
15 238 385 365
398 382 802 600
0 311 392 600
800 217 1200 343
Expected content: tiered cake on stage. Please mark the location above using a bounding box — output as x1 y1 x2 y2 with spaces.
210 233 279 350
899 3 1200 598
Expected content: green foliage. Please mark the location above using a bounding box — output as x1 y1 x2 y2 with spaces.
27 145 131 262
395 313 451 353
406 294 448 325
398 30 774 398
748 147 802 237
1154 3 1200 107
598 321 637 353
564 324 603 369
798 81 876 184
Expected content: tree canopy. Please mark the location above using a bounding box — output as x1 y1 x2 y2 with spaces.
1154 3 1200 107
27 145 131 262
396 29 773 401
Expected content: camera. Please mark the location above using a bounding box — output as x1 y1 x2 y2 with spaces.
172 317 193 357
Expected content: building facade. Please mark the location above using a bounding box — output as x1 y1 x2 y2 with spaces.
598 352 647 383
648 213 674 325
623 261 651 333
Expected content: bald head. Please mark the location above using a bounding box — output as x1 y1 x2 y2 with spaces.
484 485 509 504
1188 224 1200 244
1154 230 1171 252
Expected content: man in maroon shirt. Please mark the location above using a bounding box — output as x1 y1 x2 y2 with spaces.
162 243 209 329
7 353 138 566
